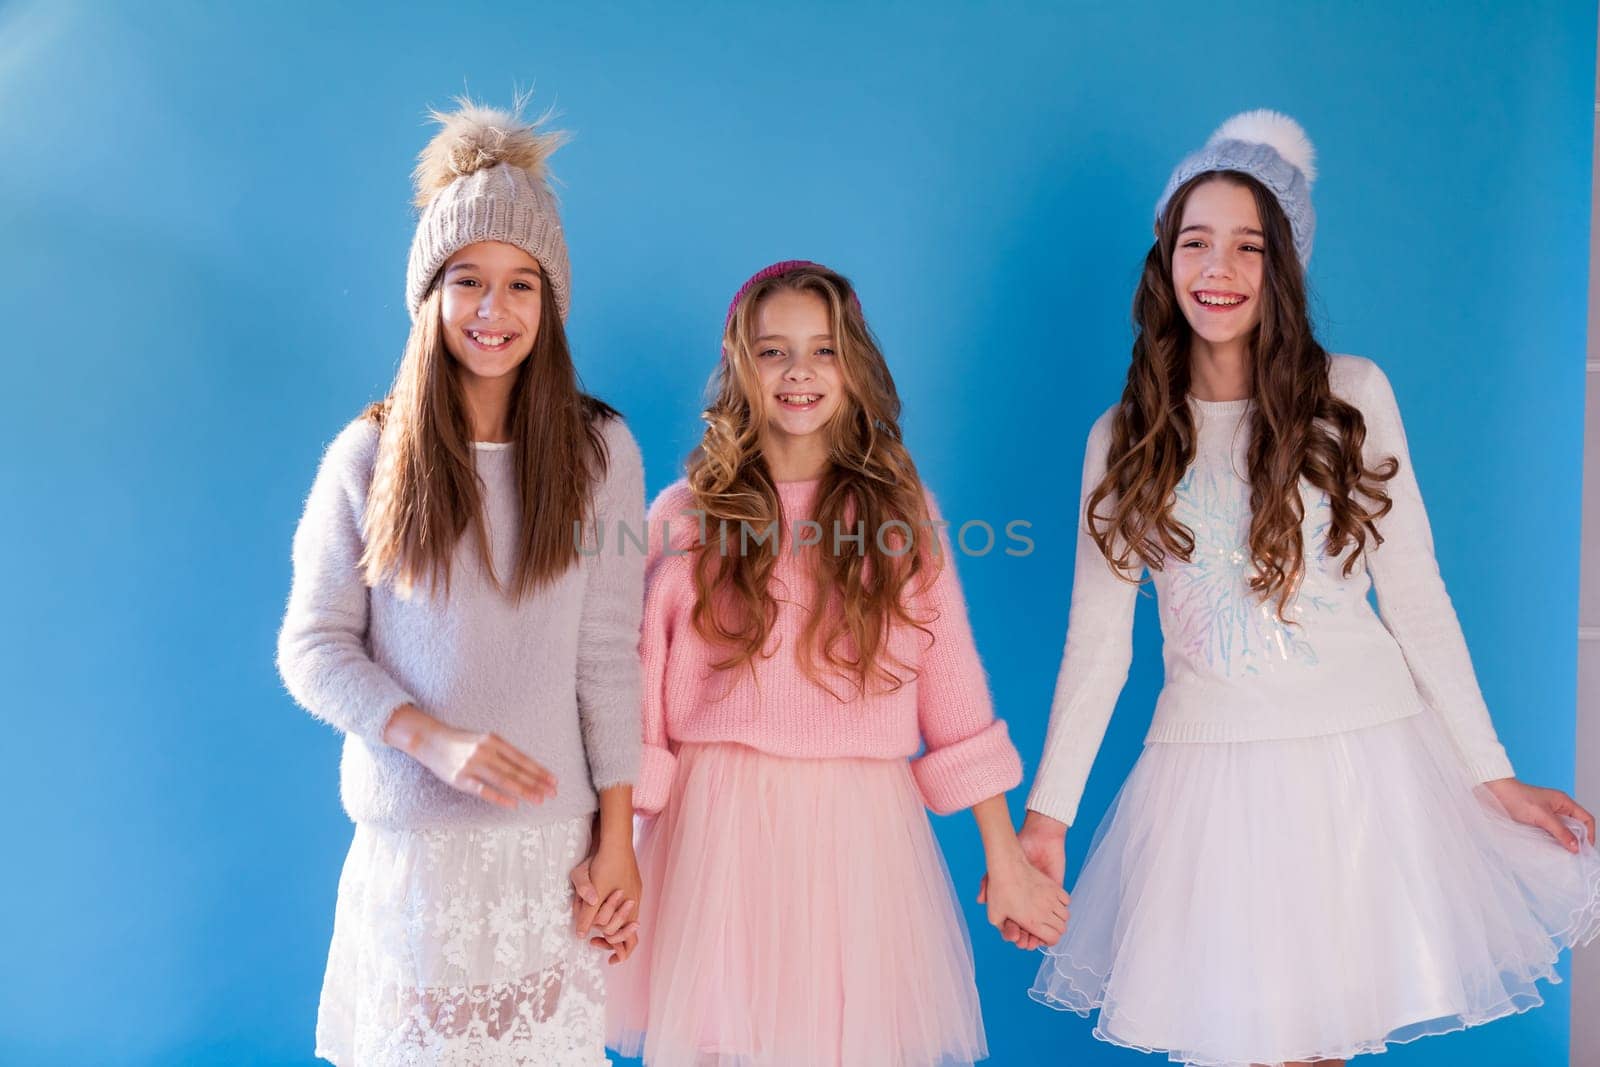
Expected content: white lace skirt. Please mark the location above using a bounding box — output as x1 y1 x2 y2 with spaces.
315 815 609 1067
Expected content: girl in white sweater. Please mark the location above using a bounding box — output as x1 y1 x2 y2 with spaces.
1010 111 1600 1066
277 99 645 1066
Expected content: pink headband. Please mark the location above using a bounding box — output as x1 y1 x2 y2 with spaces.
723 259 864 337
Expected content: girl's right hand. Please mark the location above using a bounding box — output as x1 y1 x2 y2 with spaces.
382 703 557 808
1008 810 1068 950
981 846 1070 947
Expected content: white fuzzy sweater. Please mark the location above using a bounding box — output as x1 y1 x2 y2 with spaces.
276 414 646 830
1028 355 1515 827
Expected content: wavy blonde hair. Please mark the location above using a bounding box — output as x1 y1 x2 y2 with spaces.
685 264 936 698
360 276 618 600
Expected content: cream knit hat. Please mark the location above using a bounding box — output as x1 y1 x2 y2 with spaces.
405 97 571 321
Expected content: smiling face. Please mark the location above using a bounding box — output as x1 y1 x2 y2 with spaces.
1170 177 1266 356
751 287 846 448
438 241 544 383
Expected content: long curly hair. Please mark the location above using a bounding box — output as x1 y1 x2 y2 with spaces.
684 264 935 698
359 274 617 600
1087 171 1397 619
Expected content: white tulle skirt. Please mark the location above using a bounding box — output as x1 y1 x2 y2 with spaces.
315 816 610 1067
1031 709 1600 1067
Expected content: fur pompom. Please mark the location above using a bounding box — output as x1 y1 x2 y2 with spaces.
412 93 569 209
1209 109 1316 184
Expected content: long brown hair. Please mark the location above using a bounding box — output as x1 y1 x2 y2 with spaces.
685 265 934 698
360 269 618 599
1087 171 1397 619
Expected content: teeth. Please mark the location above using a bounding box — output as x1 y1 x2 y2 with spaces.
469 331 511 345
1197 293 1243 306
779 394 820 406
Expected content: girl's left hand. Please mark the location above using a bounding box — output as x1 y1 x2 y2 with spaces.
991 810 1069 951
978 847 1070 947
570 837 643 964
1485 778 1596 853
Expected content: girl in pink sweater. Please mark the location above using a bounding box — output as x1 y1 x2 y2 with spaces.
607 261 1068 1065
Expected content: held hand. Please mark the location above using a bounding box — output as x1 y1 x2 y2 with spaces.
569 859 637 963
1485 778 1597 853
588 921 640 965
1018 810 1068 881
383 704 557 808
982 810 1069 950
991 810 1070 950
978 845 1070 949
572 836 643 964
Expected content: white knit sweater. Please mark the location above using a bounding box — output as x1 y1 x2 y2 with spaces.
1028 355 1515 827
276 414 646 830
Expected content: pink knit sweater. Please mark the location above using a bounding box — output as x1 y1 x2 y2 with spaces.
635 478 1022 816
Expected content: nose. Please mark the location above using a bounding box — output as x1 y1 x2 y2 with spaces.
1201 246 1235 280
476 286 504 320
783 354 816 381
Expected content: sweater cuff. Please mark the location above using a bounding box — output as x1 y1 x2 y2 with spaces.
580 706 642 793
587 747 641 794
1467 746 1516 784
351 684 416 748
1023 784 1081 830
635 744 678 815
912 721 1023 815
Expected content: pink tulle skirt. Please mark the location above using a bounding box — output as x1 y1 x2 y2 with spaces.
607 742 987 1066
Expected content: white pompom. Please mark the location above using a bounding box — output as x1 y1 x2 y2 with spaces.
1209 109 1316 184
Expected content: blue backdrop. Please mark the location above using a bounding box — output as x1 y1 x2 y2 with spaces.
2 1 1593 1063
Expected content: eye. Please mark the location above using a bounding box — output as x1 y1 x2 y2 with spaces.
1181 239 1206 249
1241 243 1264 254
816 347 836 357
454 278 481 287
758 347 785 359
512 281 535 291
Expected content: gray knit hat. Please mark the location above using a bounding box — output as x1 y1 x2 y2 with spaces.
405 98 571 320
1155 110 1318 267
